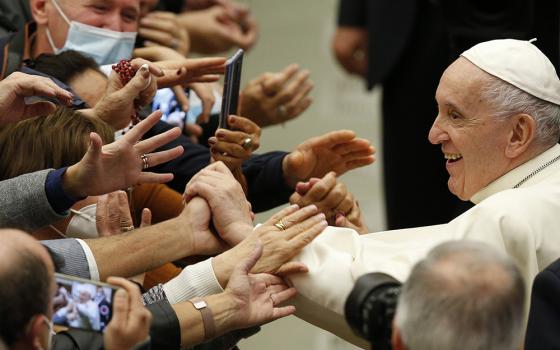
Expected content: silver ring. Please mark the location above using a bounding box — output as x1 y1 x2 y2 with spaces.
277 105 287 118
274 220 286 231
141 154 149 169
269 294 276 305
121 225 135 232
242 137 253 150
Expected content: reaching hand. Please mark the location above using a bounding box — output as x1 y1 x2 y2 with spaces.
184 162 254 246
96 191 134 236
62 110 184 198
332 27 368 77
179 6 257 54
93 59 161 129
103 277 152 350
209 115 261 175
239 64 313 127
290 172 369 233
282 130 376 188
0 72 73 125
155 57 226 87
225 244 297 329
140 11 190 56
212 204 327 287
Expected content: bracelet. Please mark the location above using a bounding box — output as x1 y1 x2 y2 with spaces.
188 298 216 340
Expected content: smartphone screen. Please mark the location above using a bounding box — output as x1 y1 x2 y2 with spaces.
219 49 244 129
52 273 117 332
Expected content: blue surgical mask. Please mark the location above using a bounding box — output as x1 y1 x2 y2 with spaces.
46 0 137 65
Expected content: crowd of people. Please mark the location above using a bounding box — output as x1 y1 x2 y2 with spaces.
0 0 560 350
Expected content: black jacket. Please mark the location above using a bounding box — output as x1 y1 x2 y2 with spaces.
525 258 560 350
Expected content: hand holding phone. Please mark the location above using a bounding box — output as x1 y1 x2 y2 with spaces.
53 273 117 332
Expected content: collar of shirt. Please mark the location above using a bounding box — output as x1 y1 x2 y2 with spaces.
471 143 560 204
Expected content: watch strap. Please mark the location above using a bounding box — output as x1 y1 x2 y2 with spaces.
189 298 216 340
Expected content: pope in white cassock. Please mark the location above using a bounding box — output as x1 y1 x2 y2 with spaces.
286 38 560 348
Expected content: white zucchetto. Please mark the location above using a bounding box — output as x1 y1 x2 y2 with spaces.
461 39 560 105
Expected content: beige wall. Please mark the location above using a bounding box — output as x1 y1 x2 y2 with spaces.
233 0 386 349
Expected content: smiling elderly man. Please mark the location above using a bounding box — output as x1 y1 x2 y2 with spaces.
273 38 560 347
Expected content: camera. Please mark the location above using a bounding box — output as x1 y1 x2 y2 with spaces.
344 273 402 350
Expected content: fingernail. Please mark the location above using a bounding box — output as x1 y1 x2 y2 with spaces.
355 200 360 208
290 204 299 209
335 212 344 220
307 204 317 211
228 115 235 123
318 213 326 220
138 63 149 79
216 130 225 138
321 220 328 226
208 137 216 145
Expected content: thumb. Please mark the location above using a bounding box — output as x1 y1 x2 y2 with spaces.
285 150 304 174
83 132 103 162
110 288 129 329
236 242 263 275
124 63 151 95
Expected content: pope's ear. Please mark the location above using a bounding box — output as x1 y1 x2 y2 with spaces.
30 0 49 25
505 113 536 159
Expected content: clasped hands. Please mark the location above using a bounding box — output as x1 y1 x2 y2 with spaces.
179 161 328 330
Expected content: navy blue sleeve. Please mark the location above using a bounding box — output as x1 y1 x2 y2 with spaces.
44 167 81 214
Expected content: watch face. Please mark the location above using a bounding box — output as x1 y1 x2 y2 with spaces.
193 300 207 309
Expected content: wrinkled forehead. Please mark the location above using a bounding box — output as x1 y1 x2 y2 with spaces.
436 57 492 113
58 0 141 17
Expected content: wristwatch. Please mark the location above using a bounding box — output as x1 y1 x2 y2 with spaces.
188 298 216 340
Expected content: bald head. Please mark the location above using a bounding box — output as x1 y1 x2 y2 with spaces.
394 241 525 350
0 229 54 274
0 229 54 346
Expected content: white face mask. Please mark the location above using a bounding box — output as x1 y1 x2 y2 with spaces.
45 0 137 65
65 204 99 239
40 315 54 350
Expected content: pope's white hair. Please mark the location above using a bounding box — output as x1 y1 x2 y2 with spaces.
481 75 560 146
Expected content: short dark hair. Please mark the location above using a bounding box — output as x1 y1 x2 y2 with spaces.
0 249 51 346
31 50 102 84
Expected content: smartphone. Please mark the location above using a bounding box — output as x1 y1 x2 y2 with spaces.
219 49 244 129
52 273 117 332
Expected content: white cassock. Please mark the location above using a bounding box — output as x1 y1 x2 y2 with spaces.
288 144 560 348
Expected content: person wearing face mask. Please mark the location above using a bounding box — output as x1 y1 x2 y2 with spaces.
45 0 136 66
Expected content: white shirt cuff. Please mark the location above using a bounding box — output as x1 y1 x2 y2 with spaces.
75 239 100 281
162 258 223 304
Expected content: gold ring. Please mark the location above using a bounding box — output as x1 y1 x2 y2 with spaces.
141 154 149 169
121 225 135 232
242 137 253 150
274 220 286 231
